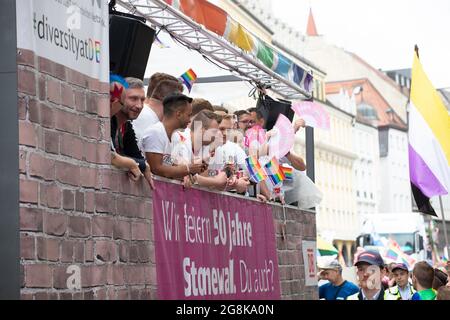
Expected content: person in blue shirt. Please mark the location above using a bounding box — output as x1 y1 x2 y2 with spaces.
318 259 359 300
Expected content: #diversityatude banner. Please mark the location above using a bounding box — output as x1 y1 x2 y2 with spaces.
153 180 281 300
16 0 109 82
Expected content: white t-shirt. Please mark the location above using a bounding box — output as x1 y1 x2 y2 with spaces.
171 129 193 165
209 141 248 177
172 128 212 165
142 122 174 166
133 104 160 151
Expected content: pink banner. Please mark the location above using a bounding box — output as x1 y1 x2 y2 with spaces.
153 180 281 300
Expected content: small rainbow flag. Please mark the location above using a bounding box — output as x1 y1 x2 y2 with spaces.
179 68 197 92
281 165 293 181
264 157 286 186
245 156 267 183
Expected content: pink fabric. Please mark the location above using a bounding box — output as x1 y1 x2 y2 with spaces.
153 180 281 299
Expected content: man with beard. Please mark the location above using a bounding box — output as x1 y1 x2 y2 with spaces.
111 77 154 189
143 93 205 179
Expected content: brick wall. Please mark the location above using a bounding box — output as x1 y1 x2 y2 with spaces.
272 205 318 300
18 49 155 300
18 49 317 300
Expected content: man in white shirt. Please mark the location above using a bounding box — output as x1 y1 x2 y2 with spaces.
143 93 206 179
209 115 247 174
208 114 250 193
133 75 183 148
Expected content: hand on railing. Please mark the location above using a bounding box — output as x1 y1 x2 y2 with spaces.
143 162 155 190
128 163 142 182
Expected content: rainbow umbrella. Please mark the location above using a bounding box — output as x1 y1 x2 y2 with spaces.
317 236 338 256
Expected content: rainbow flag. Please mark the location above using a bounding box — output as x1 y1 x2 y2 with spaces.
245 156 267 183
386 239 416 268
281 165 293 181
385 248 398 261
179 68 197 92
264 157 286 186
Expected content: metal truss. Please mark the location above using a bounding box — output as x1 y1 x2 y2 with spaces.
116 0 312 100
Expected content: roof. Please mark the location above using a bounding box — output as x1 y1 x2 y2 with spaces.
349 52 407 95
272 39 326 75
306 8 318 36
384 68 412 79
230 0 275 36
326 78 407 130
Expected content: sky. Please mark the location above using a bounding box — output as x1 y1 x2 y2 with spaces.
272 0 450 89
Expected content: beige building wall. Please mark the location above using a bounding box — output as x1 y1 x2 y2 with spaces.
294 103 358 243
301 37 408 122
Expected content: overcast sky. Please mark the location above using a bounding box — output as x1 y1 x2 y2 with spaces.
272 0 450 89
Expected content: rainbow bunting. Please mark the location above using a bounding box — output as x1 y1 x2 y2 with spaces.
245 156 267 183
264 157 286 186
179 68 197 92
281 165 293 181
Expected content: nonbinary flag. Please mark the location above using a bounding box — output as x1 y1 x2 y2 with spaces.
408 49 450 216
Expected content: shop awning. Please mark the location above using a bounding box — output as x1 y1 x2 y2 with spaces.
116 0 314 100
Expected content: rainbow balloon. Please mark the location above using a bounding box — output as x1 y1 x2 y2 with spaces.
180 68 197 92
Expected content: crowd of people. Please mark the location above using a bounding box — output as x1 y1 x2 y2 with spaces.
318 249 450 300
109 72 310 205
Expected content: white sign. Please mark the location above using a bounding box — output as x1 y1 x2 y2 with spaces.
16 0 109 82
302 240 317 287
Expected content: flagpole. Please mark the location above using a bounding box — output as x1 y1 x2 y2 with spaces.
439 196 449 259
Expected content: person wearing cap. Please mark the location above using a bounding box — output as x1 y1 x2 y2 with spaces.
318 259 359 300
384 263 416 300
347 250 387 300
